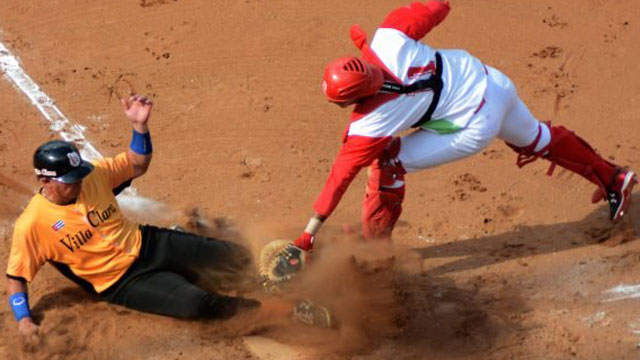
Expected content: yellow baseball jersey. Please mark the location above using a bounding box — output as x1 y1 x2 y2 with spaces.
6 153 142 293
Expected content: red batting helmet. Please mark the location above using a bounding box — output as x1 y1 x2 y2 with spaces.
322 57 384 103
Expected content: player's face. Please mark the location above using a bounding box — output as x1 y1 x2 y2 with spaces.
42 178 83 205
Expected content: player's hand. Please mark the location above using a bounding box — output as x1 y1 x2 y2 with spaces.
294 232 315 251
18 317 39 340
121 94 153 128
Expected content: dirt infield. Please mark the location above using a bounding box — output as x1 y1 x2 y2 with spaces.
1 0 640 359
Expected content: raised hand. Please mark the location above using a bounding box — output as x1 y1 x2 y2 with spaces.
121 94 153 130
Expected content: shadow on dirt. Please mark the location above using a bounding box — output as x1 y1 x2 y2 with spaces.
30 287 98 322
350 193 639 358
413 193 639 277
367 193 640 357
390 273 529 359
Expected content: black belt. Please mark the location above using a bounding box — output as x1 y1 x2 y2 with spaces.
379 52 444 128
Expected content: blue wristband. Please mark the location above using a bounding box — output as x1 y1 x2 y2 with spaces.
130 130 152 155
9 292 31 322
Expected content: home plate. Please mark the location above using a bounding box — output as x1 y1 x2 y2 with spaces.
243 336 307 360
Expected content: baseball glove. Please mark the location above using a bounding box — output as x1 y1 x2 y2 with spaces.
258 239 306 292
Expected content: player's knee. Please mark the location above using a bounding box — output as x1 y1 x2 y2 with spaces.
369 138 406 189
457 136 491 156
507 122 578 170
215 240 252 268
507 123 552 158
454 125 498 156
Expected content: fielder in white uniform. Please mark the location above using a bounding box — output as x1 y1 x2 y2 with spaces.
270 0 637 273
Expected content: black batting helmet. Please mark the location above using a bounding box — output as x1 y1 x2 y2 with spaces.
33 140 94 183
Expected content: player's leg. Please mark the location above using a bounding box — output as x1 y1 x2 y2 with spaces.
362 99 506 240
493 64 615 187
492 66 637 221
398 96 506 172
105 270 260 319
362 138 406 240
139 226 256 292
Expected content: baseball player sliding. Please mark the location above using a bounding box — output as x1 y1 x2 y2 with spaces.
268 0 637 278
6 95 332 341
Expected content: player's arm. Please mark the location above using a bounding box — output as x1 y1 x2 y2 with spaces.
380 0 451 40
6 220 45 339
6 276 38 338
295 135 392 250
122 94 153 179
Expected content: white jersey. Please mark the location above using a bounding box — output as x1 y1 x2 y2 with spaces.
314 0 488 217
348 28 488 138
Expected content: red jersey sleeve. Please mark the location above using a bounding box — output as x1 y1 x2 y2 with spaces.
313 135 392 217
380 1 451 40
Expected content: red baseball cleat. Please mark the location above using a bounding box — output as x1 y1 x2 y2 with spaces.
595 170 638 222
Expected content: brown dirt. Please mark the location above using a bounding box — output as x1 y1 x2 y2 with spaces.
1 0 640 359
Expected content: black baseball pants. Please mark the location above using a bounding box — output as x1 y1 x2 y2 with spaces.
100 225 260 319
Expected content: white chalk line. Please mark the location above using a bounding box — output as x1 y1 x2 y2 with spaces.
601 283 640 339
603 284 640 303
0 41 103 162
0 38 175 218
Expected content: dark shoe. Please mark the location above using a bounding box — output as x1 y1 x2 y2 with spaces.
292 300 333 328
606 170 637 222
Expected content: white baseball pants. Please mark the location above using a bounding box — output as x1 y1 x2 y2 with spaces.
398 66 551 173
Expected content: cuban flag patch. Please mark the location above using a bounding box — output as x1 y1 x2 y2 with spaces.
52 220 65 231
